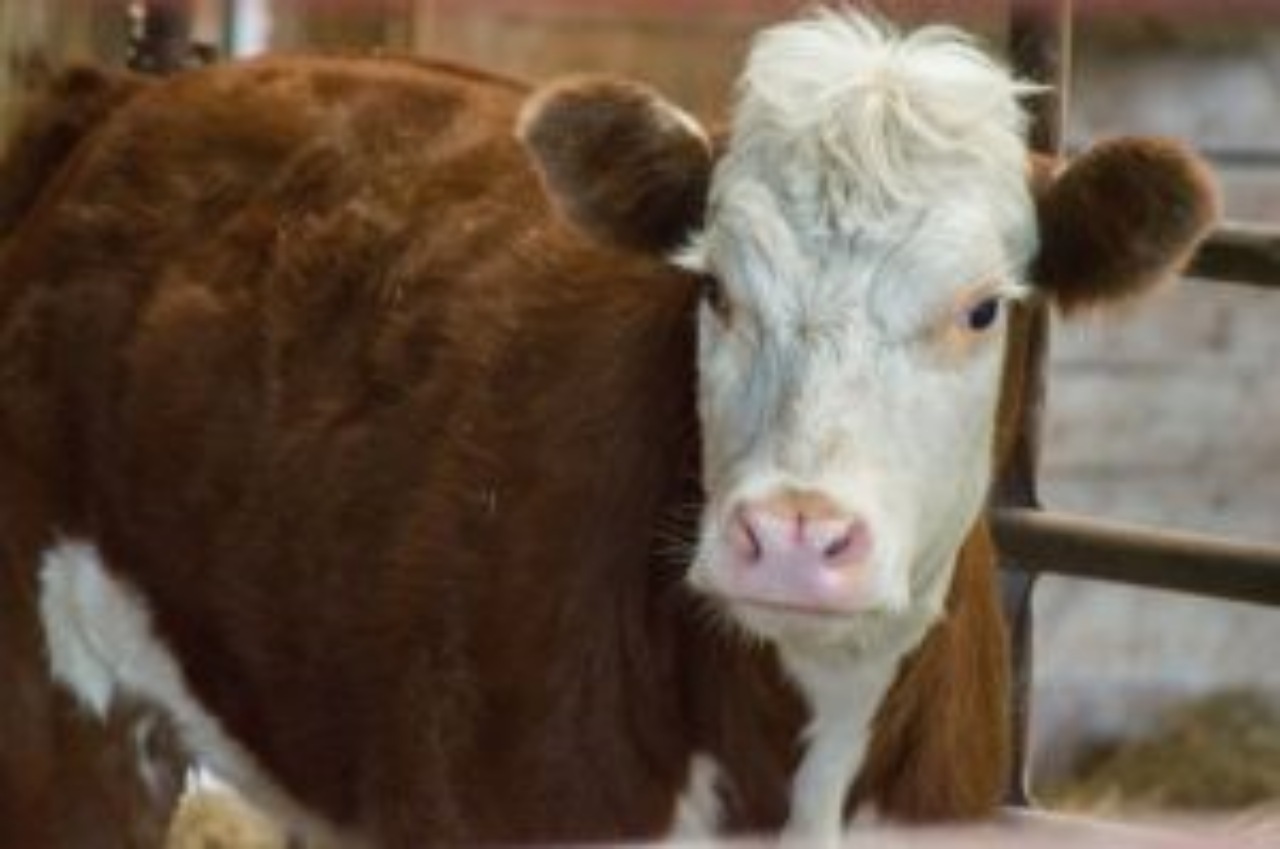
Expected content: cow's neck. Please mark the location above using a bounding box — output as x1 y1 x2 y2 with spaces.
776 554 955 841
669 590 936 838
780 646 901 839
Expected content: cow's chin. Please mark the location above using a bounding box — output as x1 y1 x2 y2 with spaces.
725 599 901 652
688 559 912 652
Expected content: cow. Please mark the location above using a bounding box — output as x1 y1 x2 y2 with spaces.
0 10 1215 848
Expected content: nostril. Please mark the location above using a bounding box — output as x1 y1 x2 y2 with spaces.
823 532 853 559
820 520 870 565
728 509 763 563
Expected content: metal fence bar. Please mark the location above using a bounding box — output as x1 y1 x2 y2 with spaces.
1188 223 1280 289
997 0 1073 809
1067 144 1280 170
128 0 216 74
1197 147 1280 168
992 508 1280 607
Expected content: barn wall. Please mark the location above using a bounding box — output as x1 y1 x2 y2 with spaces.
1031 17 1280 786
0 1 129 146
0 2 1008 156
253 1 1007 121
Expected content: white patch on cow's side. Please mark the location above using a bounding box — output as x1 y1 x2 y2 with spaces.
666 752 726 840
37 539 355 847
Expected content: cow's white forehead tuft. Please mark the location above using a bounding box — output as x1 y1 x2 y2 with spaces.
717 9 1038 241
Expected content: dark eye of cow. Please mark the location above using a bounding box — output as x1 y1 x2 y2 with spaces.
964 297 1001 332
699 274 731 322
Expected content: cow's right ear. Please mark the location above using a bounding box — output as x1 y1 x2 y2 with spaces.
518 76 713 256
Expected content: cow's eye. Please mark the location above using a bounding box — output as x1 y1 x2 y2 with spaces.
962 296 1001 332
700 274 731 322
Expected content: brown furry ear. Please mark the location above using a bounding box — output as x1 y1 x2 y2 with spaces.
517 76 712 256
1032 137 1219 313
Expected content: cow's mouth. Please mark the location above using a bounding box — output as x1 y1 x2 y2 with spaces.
701 590 903 650
714 592 874 619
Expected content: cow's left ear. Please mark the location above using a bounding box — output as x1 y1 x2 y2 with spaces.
1031 137 1219 313
518 76 713 256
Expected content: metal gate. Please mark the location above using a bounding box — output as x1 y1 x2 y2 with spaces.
998 0 1280 805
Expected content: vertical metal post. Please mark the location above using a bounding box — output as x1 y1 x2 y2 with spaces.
128 0 205 73
998 0 1072 808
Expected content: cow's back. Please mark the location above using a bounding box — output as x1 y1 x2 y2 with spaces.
0 56 709 842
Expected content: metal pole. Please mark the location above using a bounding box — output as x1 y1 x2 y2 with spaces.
993 508 1280 607
998 0 1073 809
128 0 207 74
1188 223 1280 288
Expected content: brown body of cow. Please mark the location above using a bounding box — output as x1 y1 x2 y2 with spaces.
0 67 187 849
0 34 1213 849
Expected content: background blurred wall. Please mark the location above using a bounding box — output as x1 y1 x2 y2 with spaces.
1031 12 1280 786
0 0 128 140
258 0 1006 120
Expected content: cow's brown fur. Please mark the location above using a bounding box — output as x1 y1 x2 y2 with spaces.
0 56 770 845
0 66 150 236
856 522 1010 819
1032 137 1219 312
0 54 1213 847
519 76 713 255
0 64 186 849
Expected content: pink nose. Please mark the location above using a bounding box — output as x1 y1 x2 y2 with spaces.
720 490 874 612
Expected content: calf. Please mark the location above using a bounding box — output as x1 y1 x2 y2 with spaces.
0 11 1214 847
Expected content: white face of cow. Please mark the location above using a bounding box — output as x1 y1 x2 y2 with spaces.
521 12 1216 651
677 13 1038 645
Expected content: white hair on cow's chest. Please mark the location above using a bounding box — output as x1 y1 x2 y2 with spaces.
665 752 727 839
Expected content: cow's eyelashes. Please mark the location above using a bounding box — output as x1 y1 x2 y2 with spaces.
699 274 732 322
